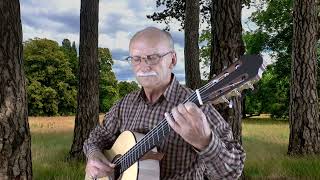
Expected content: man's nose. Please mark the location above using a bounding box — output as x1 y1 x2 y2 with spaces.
139 57 150 66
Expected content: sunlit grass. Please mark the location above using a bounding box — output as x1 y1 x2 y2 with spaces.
30 115 104 180
243 118 320 178
30 115 320 179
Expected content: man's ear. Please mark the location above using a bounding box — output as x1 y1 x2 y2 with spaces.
169 52 177 69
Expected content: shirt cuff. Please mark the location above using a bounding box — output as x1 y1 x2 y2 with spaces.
195 130 224 162
84 145 102 159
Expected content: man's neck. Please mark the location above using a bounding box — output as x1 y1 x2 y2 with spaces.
143 77 172 104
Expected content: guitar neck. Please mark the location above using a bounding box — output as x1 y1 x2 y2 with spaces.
114 55 264 174
115 92 200 174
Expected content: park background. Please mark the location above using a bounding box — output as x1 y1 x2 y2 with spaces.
1 0 320 179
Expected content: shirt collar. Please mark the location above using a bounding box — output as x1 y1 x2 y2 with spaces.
134 73 180 104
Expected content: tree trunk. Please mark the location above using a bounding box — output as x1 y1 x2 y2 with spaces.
210 1 245 177
288 0 320 155
184 0 201 89
210 0 245 143
0 0 32 179
69 0 99 160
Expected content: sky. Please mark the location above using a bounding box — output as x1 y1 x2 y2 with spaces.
20 0 265 83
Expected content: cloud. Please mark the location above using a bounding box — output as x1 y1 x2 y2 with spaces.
111 48 129 60
171 31 185 48
112 60 135 81
20 0 259 82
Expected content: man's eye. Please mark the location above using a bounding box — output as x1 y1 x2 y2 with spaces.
132 57 141 61
148 55 159 60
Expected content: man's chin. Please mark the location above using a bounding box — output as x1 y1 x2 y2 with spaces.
137 79 158 88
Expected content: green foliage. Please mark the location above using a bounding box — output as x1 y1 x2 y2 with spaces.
199 29 211 79
98 48 119 112
23 38 140 115
61 39 78 86
243 30 269 55
147 0 211 30
118 81 140 98
243 0 294 119
24 38 77 116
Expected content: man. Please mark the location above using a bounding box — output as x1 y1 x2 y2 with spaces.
83 27 245 179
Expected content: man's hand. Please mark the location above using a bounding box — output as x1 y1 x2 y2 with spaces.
165 102 212 150
85 150 116 179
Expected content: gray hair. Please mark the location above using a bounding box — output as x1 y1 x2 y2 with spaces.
129 27 174 50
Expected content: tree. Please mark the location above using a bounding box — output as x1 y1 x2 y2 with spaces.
288 0 320 155
184 0 201 89
24 38 77 116
98 48 119 112
118 81 140 98
0 0 32 178
210 0 245 148
61 39 78 85
69 0 99 160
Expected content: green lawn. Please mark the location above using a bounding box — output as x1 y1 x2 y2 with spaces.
243 118 320 178
30 116 320 179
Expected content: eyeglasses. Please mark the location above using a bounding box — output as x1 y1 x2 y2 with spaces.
125 51 173 66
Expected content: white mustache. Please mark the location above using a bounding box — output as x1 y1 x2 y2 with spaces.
137 71 158 77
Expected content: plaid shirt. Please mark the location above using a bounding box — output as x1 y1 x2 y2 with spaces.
83 75 245 180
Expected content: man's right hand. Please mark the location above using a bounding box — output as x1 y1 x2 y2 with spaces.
85 151 116 179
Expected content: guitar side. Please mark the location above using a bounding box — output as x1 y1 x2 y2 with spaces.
85 131 160 180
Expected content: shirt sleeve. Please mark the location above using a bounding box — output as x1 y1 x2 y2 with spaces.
197 104 246 179
83 100 122 158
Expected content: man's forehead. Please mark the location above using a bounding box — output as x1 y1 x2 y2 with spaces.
130 47 162 55
130 41 170 55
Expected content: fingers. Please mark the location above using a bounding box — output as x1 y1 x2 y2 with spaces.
89 159 114 173
165 112 181 133
86 153 115 179
99 156 116 168
184 102 202 116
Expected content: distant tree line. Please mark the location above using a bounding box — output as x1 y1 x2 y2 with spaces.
24 38 139 116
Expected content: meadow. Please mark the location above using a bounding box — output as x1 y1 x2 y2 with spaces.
29 115 320 179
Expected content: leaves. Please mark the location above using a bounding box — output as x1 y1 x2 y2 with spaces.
24 38 77 116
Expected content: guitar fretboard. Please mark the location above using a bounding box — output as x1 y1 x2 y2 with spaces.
115 90 202 174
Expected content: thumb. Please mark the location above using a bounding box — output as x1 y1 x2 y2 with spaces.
99 155 116 168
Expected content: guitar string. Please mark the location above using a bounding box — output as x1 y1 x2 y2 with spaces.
115 91 206 170
114 77 221 170
115 72 250 171
113 80 215 169
115 73 247 167
115 76 247 171
116 78 248 172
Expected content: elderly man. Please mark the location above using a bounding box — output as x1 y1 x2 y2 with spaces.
83 27 245 179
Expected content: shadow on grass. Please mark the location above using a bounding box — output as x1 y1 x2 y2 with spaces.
31 131 86 180
243 134 320 179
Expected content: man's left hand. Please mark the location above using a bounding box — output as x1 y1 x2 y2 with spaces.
165 102 212 151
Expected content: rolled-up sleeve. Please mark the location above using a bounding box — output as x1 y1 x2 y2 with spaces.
197 104 246 179
83 100 122 158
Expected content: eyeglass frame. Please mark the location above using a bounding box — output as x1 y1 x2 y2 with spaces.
125 51 174 66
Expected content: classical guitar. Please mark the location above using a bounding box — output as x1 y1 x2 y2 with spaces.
85 55 265 180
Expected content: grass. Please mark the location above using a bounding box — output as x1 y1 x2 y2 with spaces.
243 118 320 178
29 115 320 179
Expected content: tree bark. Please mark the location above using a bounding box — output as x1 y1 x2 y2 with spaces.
69 0 100 160
210 1 245 177
288 0 320 155
0 0 32 179
184 0 201 89
210 0 245 143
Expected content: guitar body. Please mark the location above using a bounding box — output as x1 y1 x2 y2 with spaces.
85 131 160 180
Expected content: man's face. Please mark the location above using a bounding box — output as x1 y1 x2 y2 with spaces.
129 39 176 89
